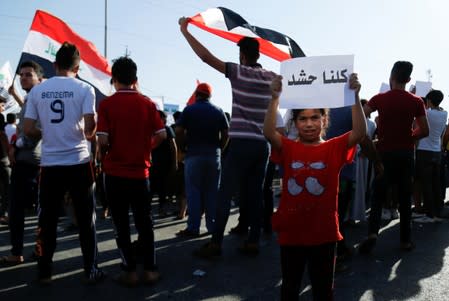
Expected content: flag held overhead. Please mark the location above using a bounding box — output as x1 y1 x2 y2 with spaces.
188 7 305 61
17 10 111 106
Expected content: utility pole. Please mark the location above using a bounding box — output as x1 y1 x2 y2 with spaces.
124 46 130 57
426 69 433 82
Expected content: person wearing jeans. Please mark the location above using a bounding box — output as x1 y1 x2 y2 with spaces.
175 83 228 237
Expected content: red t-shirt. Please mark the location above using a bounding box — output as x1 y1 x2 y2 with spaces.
97 90 165 179
368 89 426 152
271 133 356 246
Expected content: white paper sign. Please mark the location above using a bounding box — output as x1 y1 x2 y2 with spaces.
279 55 355 109
379 82 390 93
414 81 432 97
0 61 13 89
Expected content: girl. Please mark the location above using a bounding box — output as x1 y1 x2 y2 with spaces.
263 74 366 301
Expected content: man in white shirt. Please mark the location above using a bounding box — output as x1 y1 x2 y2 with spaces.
23 42 103 285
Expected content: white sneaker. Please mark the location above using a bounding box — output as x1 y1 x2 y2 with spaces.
390 209 399 219
414 216 435 223
381 208 391 220
412 212 425 218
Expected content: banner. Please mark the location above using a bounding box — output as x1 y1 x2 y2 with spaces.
17 10 111 106
280 55 355 109
189 7 305 61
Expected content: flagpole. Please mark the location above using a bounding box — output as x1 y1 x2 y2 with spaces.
104 0 108 58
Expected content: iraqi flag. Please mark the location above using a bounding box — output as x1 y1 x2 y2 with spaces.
17 10 111 105
188 7 305 61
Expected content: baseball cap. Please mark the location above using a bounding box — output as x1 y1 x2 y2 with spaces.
196 83 212 97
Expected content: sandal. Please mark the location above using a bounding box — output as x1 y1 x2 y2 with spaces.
0 255 24 266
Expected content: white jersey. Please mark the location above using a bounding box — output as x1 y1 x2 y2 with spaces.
418 109 448 152
25 76 95 166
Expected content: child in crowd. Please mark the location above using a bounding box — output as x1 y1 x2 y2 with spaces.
263 74 366 300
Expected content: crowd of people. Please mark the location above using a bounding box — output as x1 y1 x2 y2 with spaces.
0 17 448 301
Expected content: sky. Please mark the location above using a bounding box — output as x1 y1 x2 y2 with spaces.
0 0 448 114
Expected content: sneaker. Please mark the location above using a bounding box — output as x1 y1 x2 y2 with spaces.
113 271 138 287
414 216 435 223
237 241 259 257
412 212 426 218
381 208 391 220
84 269 106 285
229 224 248 236
358 237 377 254
176 228 200 238
38 276 52 286
0 255 24 266
193 242 222 259
142 270 161 285
0 215 9 225
390 209 399 219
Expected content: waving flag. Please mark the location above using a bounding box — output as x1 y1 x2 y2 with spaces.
17 10 111 105
188 7 305 61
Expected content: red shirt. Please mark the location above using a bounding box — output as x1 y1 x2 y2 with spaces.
271 133 356 246
368 89 426 152
97 90 164 179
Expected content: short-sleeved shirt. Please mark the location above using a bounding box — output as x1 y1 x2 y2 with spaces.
367 90 426 152
326 106 355 180
176 99 229 157
225 62 277 141
97 90 165 179
417 108 447 152
25 76 95 166
271 133 356 245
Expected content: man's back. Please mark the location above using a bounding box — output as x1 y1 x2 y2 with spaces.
97 90 163 179
25 76 95 166
226 63 277 141
368 89 426 152
179 100 228 156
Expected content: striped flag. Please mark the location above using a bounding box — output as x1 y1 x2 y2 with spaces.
188 7 305 61
17 10 111 105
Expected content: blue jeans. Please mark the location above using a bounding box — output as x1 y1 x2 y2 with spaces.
184 154 221 233
211 138 269 245
368 150 414 243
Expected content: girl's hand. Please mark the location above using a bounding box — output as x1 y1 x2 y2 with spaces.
270 75 283 99
349 73 361 95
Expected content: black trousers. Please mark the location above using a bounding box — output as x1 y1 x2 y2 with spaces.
280 242 336 301
9 162 39 256
105 174 156 271
37 163 98 278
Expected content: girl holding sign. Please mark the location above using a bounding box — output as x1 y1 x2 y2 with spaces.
264 74 366 300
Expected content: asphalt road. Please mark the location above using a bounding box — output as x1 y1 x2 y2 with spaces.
1 191 449 301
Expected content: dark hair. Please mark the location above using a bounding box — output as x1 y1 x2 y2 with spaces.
390 61 413 84
237 37 259 62
291 108 329 121
158 110 167 119
425 90 444 107
172 111 182 122
195 91 210 100
111 56 137 85
6 113 16 124
56 42 80 70
19 61 44 78
360 99 368 106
